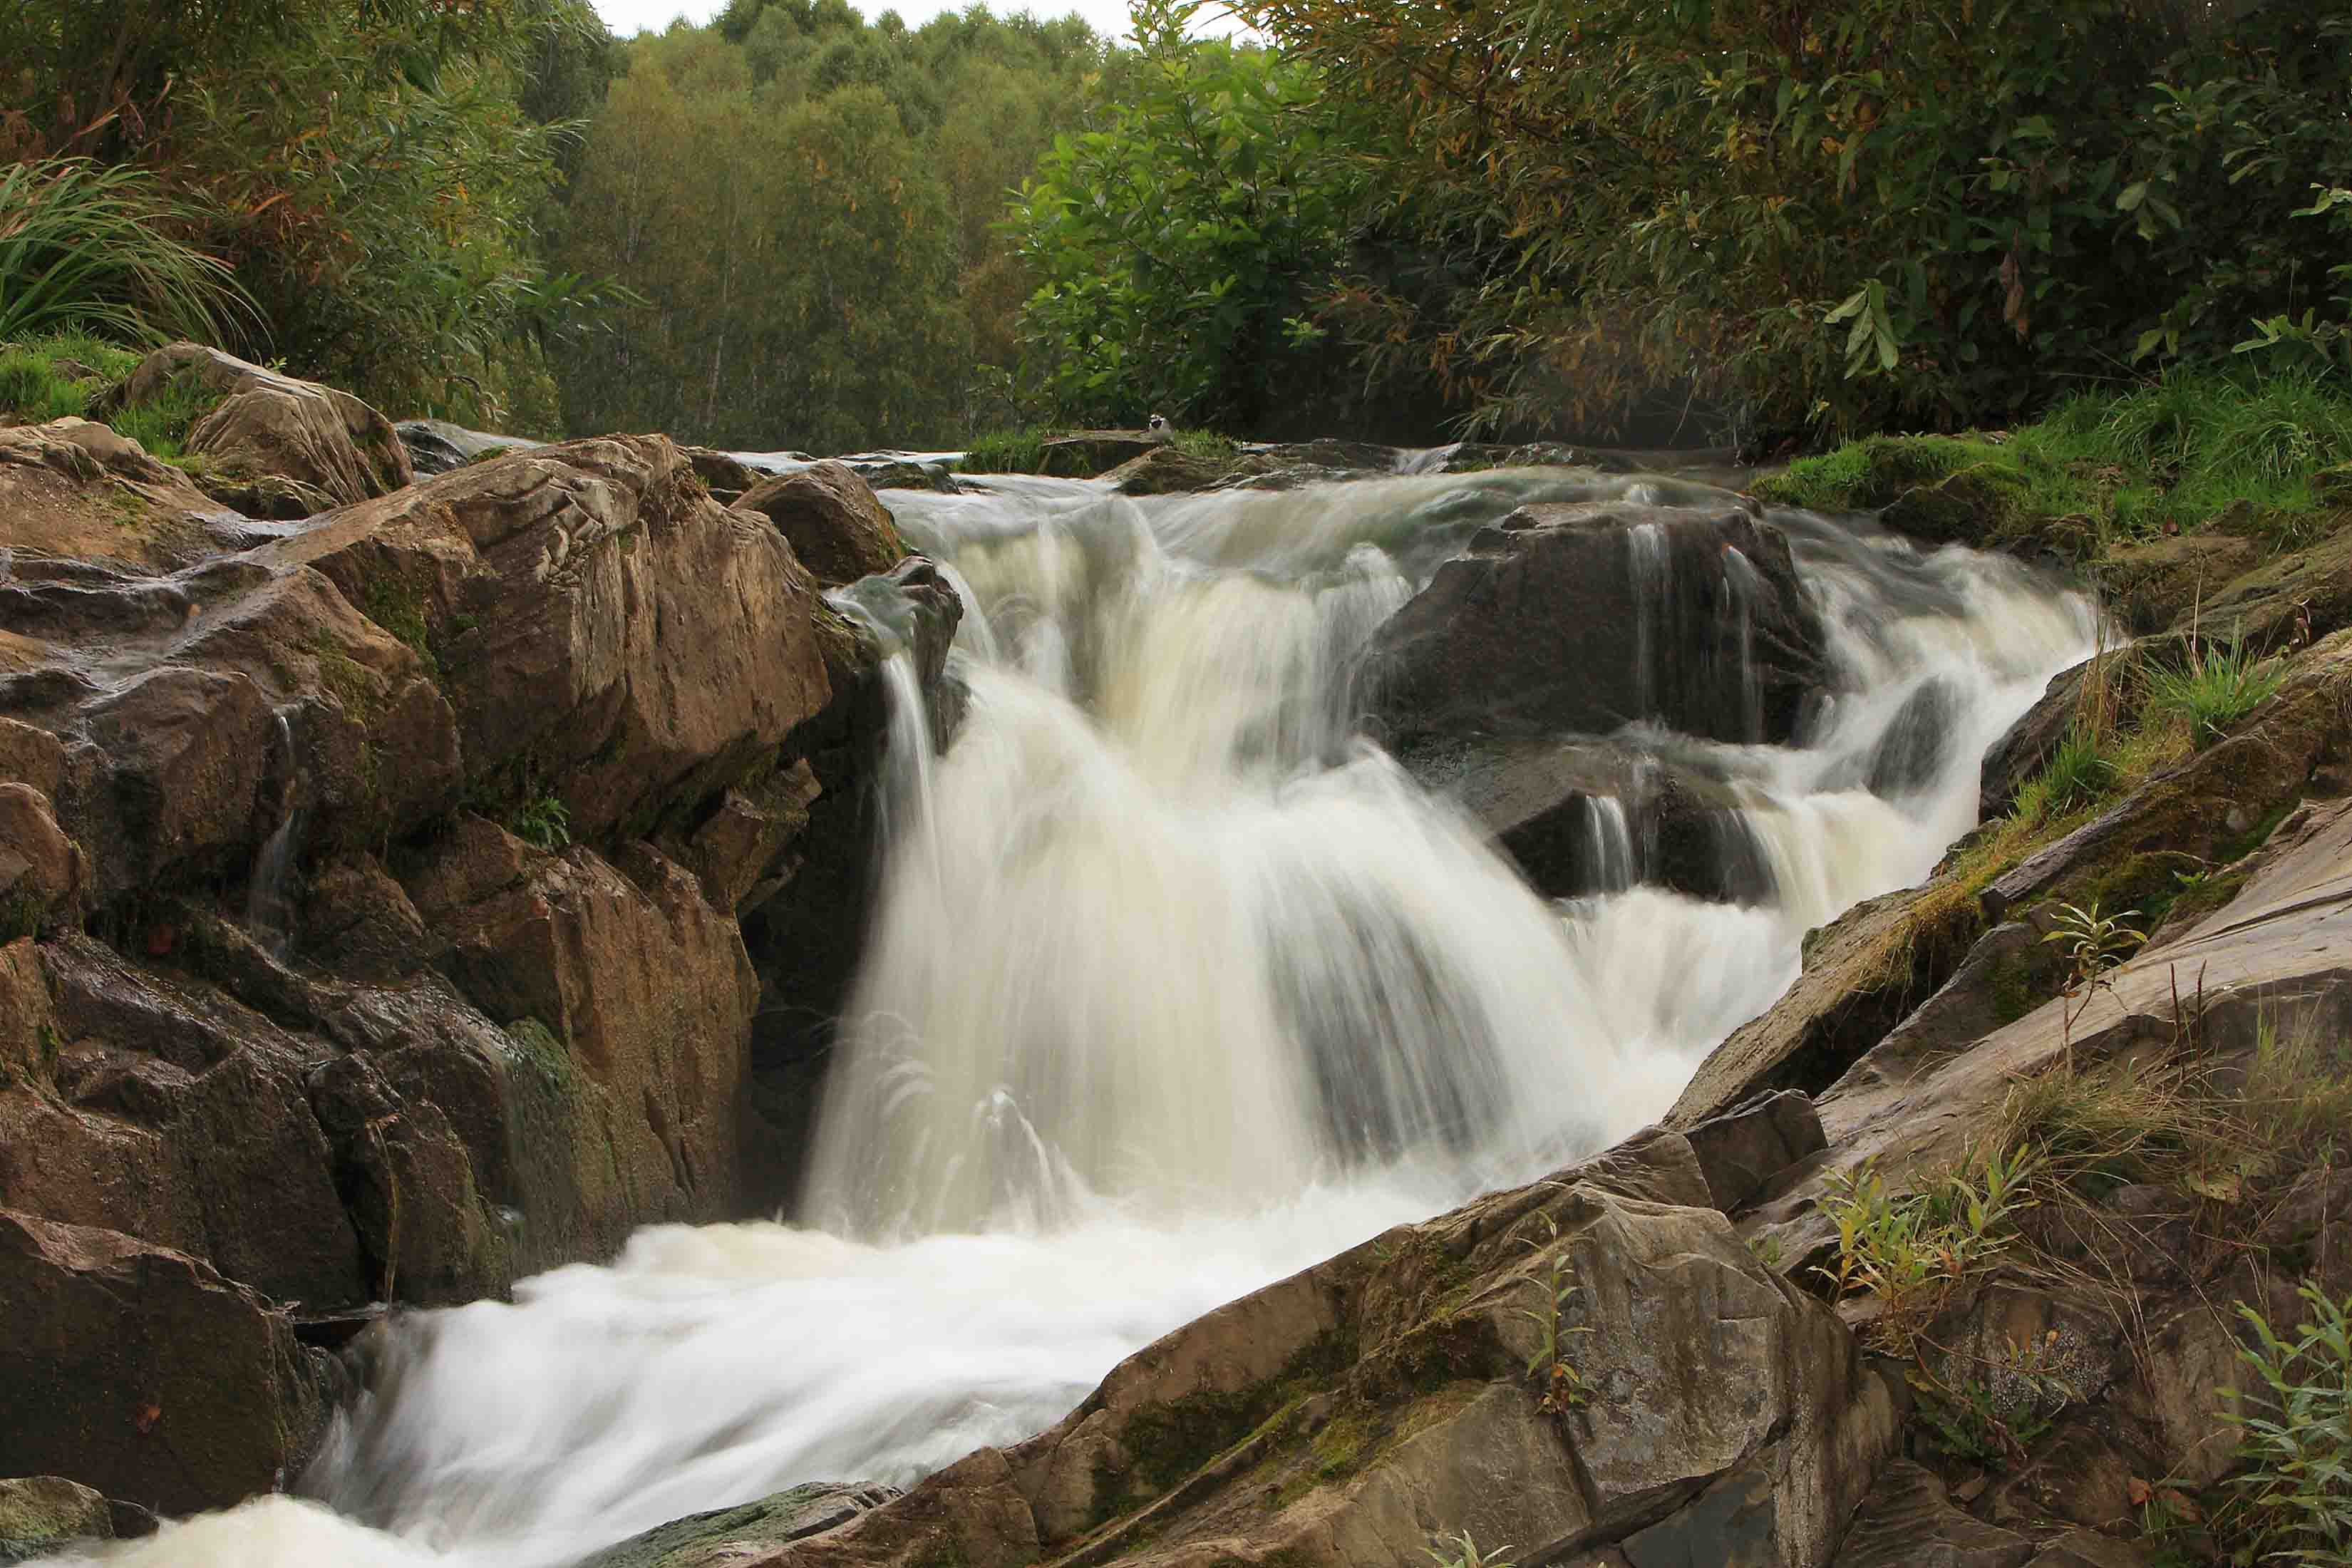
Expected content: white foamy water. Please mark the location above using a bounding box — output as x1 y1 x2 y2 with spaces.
47 467 2095 1567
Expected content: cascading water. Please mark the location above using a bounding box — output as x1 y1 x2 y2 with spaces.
53 463 2098 1568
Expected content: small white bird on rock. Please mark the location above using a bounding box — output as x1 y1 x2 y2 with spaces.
1146 413 1170 435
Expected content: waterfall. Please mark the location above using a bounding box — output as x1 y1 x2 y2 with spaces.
81 465 2097 1568
244 707 305 956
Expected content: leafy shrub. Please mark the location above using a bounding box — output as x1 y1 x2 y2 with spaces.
1244 0 2352 442
2227 1281 2352 1564
1009 0 1363 430
1819 1147 2037 1353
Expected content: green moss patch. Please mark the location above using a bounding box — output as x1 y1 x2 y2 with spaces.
1758 370 2352 556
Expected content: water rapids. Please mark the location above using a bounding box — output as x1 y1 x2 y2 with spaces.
53 463 2096 1567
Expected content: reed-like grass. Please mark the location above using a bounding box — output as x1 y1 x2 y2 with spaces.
0 158 258 349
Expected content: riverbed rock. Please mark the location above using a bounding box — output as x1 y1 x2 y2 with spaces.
103 342 411 510
1415 736 1779 903
713 1126 1898 1568
0 1476 113 1563
1103 443 1281 495
734 460 908 587
581 1482 901 1568
1368 500 1831 749
2094 534 2258 636
0 1209 334 1515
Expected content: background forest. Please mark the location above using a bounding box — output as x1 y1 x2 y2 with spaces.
4 0 2348 453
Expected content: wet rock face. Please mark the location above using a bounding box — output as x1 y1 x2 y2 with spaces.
1368 500 1832 751
579 1482 902 1568
734 460 909 587
1421 736 1780 905
0 1209 336 1515
0 404 965 1510
708 1125 1893 1568
0 1475 115 1562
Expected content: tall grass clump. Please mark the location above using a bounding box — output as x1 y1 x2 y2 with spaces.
2143 641 2288 751
2224 1281 2352 1565
0 158 257 349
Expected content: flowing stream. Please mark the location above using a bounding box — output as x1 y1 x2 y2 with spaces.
57 464 2096 1567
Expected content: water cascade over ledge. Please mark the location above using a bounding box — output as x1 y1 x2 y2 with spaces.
59 463 2098 1568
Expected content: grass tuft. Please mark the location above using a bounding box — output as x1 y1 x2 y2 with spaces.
2142 640 2288 751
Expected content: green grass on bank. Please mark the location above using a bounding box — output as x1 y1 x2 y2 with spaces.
0 333 222 462
960 423 1241 475
0 334 140 425
961 427 1053 473
1758 370 2352 553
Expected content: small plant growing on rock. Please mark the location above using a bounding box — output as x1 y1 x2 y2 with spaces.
510 793 572 852
2222 1280 2352 1564
1516 1212 1594 1415
1424 1528 1513 1568
2042 899 2145 1065
1912 1328 2093 1471
1819 1147 2036 1354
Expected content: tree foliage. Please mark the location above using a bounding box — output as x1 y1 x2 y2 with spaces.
547 2 1110 452
1235 0 2352 440
3 0 617 432
1006 0 1363 430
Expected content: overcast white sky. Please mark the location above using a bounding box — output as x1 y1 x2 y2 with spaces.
589 0 1144 42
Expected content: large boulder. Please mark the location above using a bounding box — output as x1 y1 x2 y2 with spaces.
264 434 833 842
1368 500 1831 748
0 1210 334 1515
696 1128 1897 1568
733 461 908 587
102 343 411 513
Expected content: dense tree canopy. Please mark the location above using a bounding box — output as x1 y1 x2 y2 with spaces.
545 1 1112 451
1235 0 2352 440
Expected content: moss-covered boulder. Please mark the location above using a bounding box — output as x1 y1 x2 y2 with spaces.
0 1475 112 1564
100 343 411 512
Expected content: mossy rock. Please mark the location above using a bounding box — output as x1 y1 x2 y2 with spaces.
1753 433 1996 512
1879 463 2037 551
0 1476 113 1563
579 1482 898 1568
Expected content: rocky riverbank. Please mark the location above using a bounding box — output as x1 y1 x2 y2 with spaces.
6 342 2352 1567
0 344 959 1534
